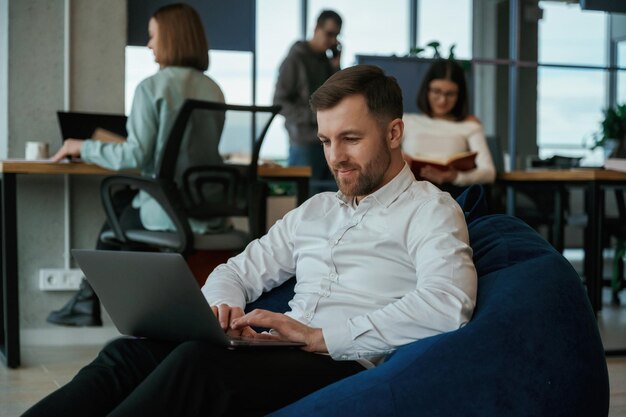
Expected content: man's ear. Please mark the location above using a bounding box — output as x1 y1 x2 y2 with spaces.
387 118 404 150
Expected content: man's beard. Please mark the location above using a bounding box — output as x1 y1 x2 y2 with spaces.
330 141 391 198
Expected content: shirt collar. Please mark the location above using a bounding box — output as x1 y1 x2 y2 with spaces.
335 163 415 208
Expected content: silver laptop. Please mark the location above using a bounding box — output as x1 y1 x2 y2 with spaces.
71 249 305 349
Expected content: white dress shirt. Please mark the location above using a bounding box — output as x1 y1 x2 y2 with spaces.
202 164 477 365
402 113 496 186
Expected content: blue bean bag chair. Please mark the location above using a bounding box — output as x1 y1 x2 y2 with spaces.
247 185 609 417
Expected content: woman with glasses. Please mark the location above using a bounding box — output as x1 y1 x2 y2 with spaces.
402 59 495 196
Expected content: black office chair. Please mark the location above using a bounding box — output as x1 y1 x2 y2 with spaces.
99 100 281 257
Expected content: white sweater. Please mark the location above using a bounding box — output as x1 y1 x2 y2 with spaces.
402 113 496 186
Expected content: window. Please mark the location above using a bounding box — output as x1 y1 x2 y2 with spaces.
618 41 626 104
537 67 605 154
124 49 251 111
125 46 159 115
418 0 472 60
539 2 606 67
256 0 301 161
124 47 253 157
537 1 608 163
308 0 410 67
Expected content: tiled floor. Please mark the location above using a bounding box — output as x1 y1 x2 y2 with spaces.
0 345 101 417
2 338 626 416
611 358 626 417
3 250 626 417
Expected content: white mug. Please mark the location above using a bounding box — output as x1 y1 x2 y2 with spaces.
25 141 49 160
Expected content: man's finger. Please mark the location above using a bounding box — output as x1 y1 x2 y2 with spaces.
217 304 231 330
231 309 278 329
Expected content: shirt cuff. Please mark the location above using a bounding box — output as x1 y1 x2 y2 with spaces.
323 315 373 361
80 139 97 163
323 321 354 360
201 281 247 309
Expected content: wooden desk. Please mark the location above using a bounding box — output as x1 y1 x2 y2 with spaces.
499 169 626 182
498 168 626 316
0 160 311 368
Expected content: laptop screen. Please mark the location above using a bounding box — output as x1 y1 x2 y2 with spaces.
57 111 128 143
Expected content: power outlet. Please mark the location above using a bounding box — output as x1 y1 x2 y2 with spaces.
39 268 84 291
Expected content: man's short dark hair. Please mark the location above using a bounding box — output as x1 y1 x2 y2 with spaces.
310 65 403 127
316 10 342 28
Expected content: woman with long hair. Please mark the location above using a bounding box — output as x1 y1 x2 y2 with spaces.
403 59 495 197
48 3 225 327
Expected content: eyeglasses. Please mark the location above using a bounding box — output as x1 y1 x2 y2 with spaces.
428 88 458 100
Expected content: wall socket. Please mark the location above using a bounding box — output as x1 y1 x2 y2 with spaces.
39 268 84 291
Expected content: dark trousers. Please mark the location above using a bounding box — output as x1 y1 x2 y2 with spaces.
22 338 365 417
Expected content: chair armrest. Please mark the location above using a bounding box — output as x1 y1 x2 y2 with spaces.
100 174 194 253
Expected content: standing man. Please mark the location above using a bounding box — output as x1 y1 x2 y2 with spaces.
273 10 343 195
23 65 476 417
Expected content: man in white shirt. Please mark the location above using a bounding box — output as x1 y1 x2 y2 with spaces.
23 65 477 417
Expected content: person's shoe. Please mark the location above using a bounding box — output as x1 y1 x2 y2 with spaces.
46 279 103 326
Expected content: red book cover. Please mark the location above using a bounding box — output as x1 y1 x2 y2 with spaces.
409 151 478 174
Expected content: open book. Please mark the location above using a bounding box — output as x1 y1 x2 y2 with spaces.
409 151 477 172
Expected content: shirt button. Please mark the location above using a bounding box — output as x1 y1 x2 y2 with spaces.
329 273 337 280
305 312 312 319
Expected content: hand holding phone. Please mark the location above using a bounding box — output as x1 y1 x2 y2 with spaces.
330 41 341 59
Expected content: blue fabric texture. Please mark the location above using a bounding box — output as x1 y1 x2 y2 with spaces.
249 185 609 417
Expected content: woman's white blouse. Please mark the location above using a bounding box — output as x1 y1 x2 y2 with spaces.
402 113 496 186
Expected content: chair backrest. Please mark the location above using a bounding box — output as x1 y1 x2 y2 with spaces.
157 100 280 222
155 99 280 179
99 100 281 253
156 100 280 180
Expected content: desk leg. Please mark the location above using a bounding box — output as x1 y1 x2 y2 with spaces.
295 178 309 206
0 173 20 368
553 186 565 253
584 182 604 316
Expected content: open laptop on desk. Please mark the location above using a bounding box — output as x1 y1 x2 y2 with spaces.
57 111 128 143
71 249 305 349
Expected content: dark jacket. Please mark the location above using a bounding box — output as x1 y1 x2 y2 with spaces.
273 41 337 145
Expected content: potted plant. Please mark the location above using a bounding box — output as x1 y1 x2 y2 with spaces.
592 103 626 158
